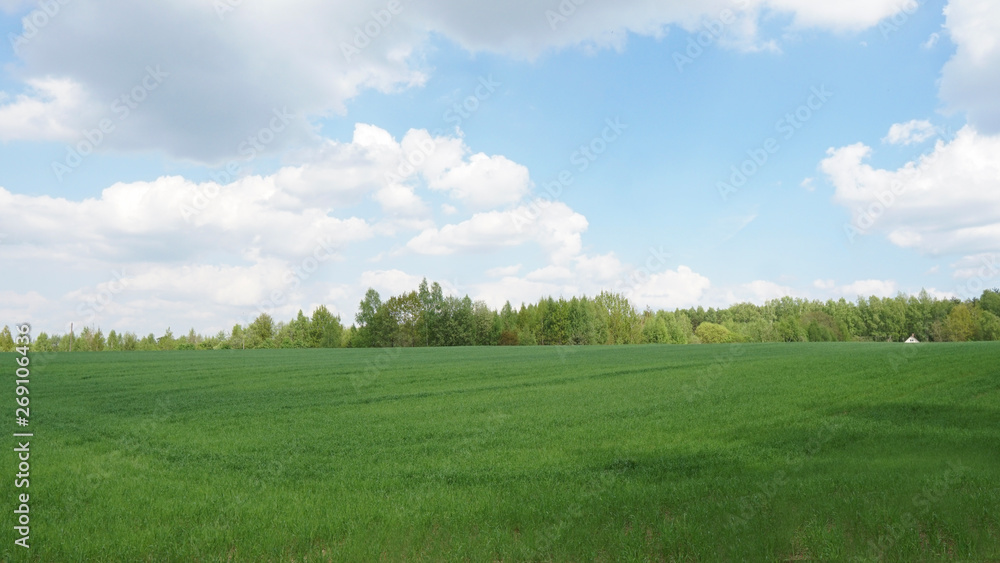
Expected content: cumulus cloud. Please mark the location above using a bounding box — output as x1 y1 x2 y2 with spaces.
405 199 588 265
939 0 1000 133
0 77 92 141
426 153 532 210
0 0 921 161
838 279 899 298
822 126 1000 257
627 266 713 310
359 269 427 297
883 119 937 145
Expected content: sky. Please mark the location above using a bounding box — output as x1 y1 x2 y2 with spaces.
1 0 999 336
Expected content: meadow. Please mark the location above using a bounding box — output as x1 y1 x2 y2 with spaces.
2 342 999 561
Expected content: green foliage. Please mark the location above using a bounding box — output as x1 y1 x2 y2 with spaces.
0 326 13 352
24 285 1000 352
594 290 638 344
641 313 669 344
247 316 274 349
695 321 733 344
980 289 1000 317
944 304 975 342
777 315 806 342
309 305 343 348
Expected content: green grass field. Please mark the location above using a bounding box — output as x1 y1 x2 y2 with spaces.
2 343 999 561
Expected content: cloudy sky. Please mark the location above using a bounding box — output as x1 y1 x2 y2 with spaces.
1 0 999 336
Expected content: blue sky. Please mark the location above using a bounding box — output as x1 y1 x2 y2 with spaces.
1 0 999 335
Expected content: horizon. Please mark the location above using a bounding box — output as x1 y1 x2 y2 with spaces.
2 1 999 337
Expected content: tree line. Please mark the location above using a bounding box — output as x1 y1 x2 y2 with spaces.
2 279 999 352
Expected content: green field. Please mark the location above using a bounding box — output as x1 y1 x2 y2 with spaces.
2 343 999 561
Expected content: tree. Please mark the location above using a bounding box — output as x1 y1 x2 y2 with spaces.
139 333 158 351
695 321 733 344
158 327 176 351
439 296 474 346
288 310 311 348
354 288 384 347
980 289 1000 318
310 305 343 348
122 332 138 351
231 324 246 350
107 330 121 351
801 311 838 342
75 326 93 352
35 332 51 353
976 310 1000 341
541 297 569 345
472 300 499 346
943 304 975 342
247 314 275 348
0 326 14 352
776 315 806 342
93 328 107 351
417 279 445 347
594 291 638 344
567 297 597 345
641 312 669 344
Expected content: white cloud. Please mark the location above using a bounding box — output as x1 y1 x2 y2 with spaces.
525 265 574 282
823 126 1000 257
0 77 91 141
710 279 794 307
573 253 626 284
839 279 898 298
486 264 522 278
883 119 937 145
426 153 532 210
473 277 571 309
939 0 1000 133
813 279 836 290
764 0 911 31
0 290 50 326
627 266 712 310
951 253 1000 280
0 0 921 160
405 199 588 265
359 269 426 296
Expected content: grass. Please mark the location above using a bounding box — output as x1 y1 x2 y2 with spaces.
1 342 999 561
